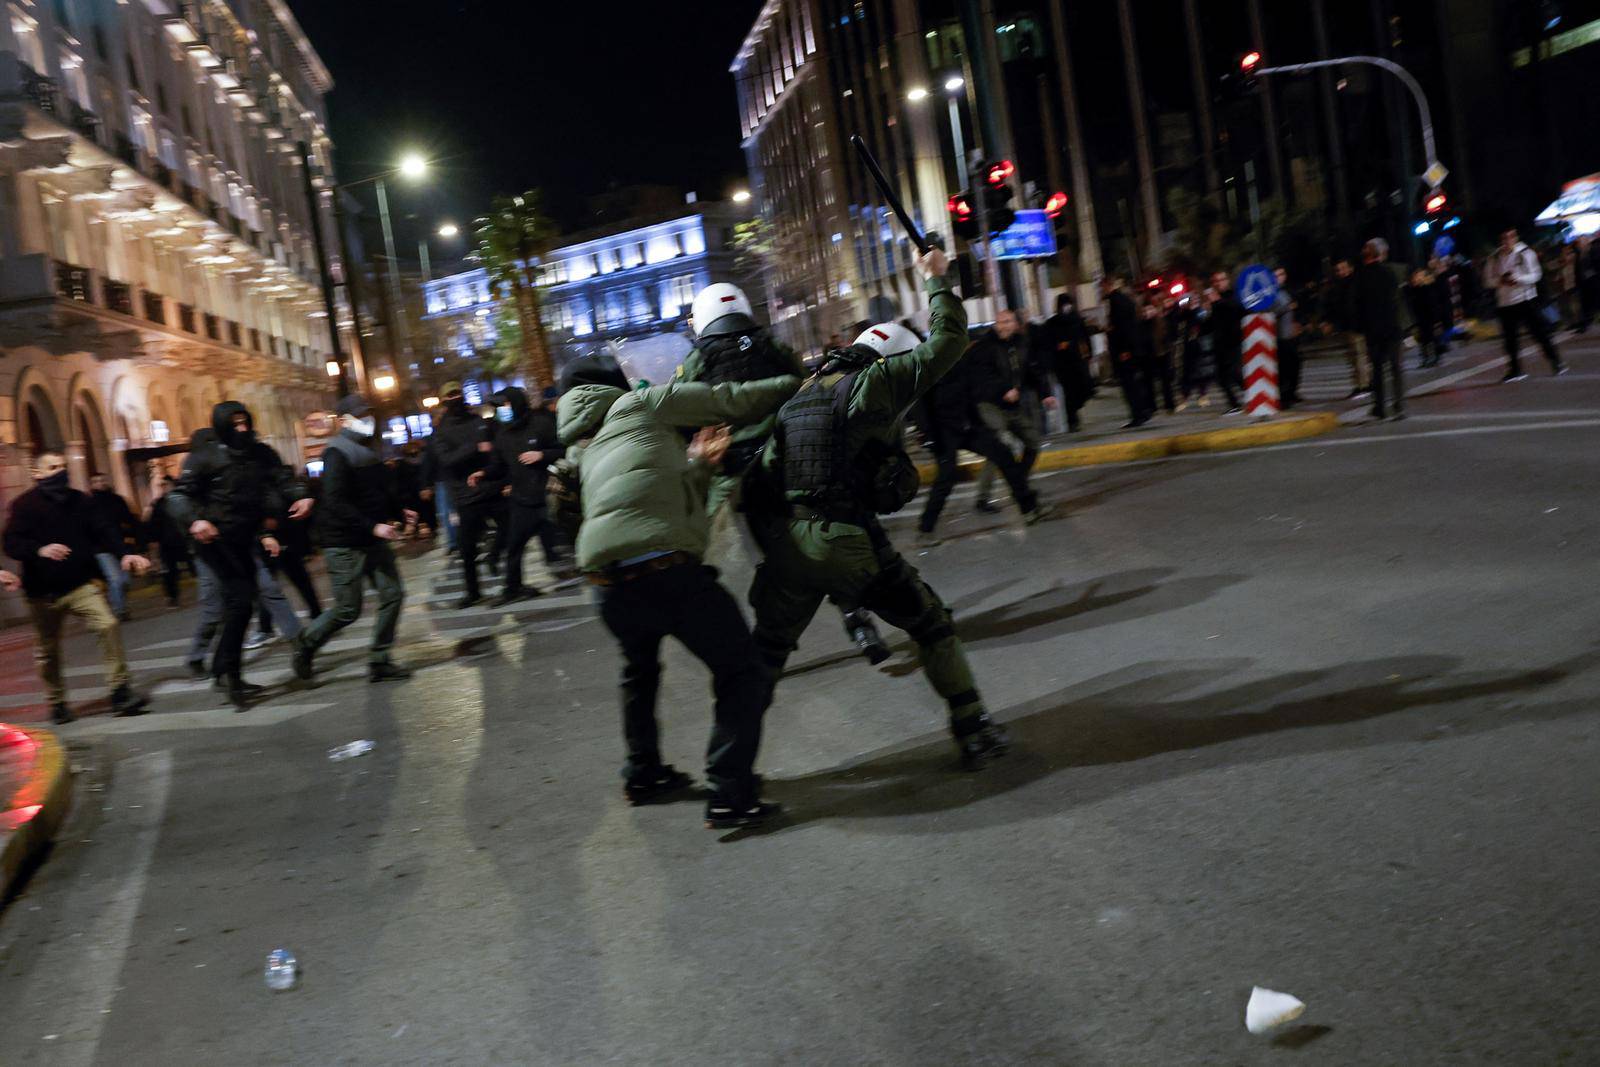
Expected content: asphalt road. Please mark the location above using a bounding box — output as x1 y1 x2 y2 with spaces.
2 334 1599 1065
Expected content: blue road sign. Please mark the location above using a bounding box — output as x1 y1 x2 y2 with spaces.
990 210 1058 260
1237 263 1279 312
1433 234 1456 258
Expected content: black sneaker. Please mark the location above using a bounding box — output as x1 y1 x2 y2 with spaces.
290 639 315 681
225 678 265 711
1554 363 1569 376
843 611 891 665
491 587 543 607
1024 502 1056 526
368 662 413 684
954 713 1012 770
456 594 482 610
186 658 208 679
50 702 73 725
623 765 695 805
110 685 149 717
974 500 1000 515
1502 371 1528 383
705 794 782 829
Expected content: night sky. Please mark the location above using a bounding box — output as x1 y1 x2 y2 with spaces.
283 0 766 258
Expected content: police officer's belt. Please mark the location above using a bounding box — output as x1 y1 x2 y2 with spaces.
789 503 872 527
585 551 697 587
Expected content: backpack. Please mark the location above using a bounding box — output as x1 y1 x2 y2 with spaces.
546 457 583 544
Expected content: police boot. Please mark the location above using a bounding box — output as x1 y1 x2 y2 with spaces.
953 713 1011 771
843 610 891 665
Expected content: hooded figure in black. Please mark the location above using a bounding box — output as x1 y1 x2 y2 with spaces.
431 381 505 607
479 385 568 603
168 401 311 707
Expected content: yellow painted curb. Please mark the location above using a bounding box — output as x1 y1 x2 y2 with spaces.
1 727 74 902
918 411 1341 484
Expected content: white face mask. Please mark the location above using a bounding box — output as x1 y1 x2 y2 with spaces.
349 416 377 438
496 405 514 423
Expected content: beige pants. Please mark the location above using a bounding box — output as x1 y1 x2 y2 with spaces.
28 581 128 706
1345 332 1371 390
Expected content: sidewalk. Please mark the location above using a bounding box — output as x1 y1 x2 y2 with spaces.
1 722 72 904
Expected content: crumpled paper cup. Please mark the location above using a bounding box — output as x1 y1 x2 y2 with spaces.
1246 986 1306 1034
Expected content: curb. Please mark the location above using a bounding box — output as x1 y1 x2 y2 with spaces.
1 726 74 904
919 411 1341 483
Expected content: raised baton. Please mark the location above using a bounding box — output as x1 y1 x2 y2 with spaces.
849 134 933 254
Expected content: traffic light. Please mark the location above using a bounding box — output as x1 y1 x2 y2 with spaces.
1220 52 1263 100
981 159 1016 234
1044 190 1069 219
1424 188 1448 215
947 192 979 241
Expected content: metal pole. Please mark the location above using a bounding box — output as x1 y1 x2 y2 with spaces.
1115 0 1162 267
1245 0 1287 203
296 141 346 397
418 240 432 285
1254 56 1439 172
1310 0 1352 228
375 178 413 372
1181 0 1220 201
329 191 369 391
959 0 1021 311
1045 0 1104 307
947 96 970 191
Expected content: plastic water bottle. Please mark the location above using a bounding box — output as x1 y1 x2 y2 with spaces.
265 949 298 991
327 739 375 762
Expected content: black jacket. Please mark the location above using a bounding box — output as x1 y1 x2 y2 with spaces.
4 481 130 599
485 387 566 507
968 329 1047 407
314 431 400 548
1107 290 1140 357
1355 261 1405 341
1035 309 1092 405
89 488 137 549
167 402 296 542
431 403 496 508
1210 291 1245 361
144 494 189 553
919 354 978 447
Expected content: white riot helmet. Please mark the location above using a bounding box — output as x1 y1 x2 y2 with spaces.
691 283 756 338
853 322 920 359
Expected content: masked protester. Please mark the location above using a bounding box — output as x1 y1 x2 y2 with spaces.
432 380 503 607
479 385 568 604
3 451 152 723
743 248 1012 772
556 355 799 830
167 402 313 709
290 395 414 684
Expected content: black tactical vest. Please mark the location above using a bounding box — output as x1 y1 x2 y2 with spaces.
776 372 857 506
697 330 789 386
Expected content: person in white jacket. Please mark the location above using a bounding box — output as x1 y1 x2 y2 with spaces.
1487 227 1565 382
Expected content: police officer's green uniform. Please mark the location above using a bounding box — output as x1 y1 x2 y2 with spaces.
745 276 1010 767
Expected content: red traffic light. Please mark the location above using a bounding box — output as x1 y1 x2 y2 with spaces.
1424 190 1447 214
1169 281 1187 296
1241 50 1262 72
947 194 973 219
985 159 1015 187
1044 191 1069 218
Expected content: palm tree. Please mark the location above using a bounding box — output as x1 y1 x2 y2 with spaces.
473 191 558 389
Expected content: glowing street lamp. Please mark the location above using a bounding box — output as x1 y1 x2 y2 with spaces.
373 374 397 393
906 86 930 103
944 76 965 93
436 222 460 238
398 152 428 180
731 189 752 204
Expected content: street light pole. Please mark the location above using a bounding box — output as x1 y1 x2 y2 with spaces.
375 178 414 382
297 141 347 398
329 191 370 392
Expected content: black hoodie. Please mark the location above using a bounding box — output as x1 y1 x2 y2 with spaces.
484 387 566 507
431 398 496 508
167 402 297 541
3 475 131 599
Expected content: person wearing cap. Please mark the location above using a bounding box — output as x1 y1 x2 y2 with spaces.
477 384 568 604
290 395 416 684
431 379 502 607
742 247 1012 771
556 354 800 830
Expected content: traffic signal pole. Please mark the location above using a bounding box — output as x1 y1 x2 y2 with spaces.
959 0 1021 312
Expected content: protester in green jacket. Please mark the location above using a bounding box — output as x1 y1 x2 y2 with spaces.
556 356 800 829
744 247 1012 770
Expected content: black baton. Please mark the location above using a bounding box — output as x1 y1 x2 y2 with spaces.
850 134 933 254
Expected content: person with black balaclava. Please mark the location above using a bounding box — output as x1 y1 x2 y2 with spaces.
432 380 501 608
168 401 313 709
1034 292 1094 432
478 385 566 604
4 450 152 724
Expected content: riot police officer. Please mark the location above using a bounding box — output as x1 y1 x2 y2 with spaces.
744 248 1011 769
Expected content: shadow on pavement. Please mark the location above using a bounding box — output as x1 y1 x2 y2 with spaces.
736 650 1598 838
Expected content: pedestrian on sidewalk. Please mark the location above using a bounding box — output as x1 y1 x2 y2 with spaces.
1138 293 1176 414
1272 268 1303 408
1207 271 1247 414
1179 291 1214 407
971 309 1055 507
168 402 314 709
1355 238 1409 421
556 354 799 829
1488 227 1566 380
1576 234 1599 333
745 248 1013 781
1407 268 1445 368
143 474 192 606
1103 275 1153 427
3 451 152 724
1034 293 1093 432
291 395 414 686
1328 259 1373 400
87 473 137 622
478 385 566 604
433 381 505 608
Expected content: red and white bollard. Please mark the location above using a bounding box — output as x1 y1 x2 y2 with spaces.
1242 312 1280 417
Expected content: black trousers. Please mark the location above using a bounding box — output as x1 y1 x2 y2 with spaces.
196 538 257 681
269 549 320 616
505 501 562 592
1114 352 1152 420
1278 336 1302 405
919 423 1038 533
1144 350 1175 413
160 547 192 602
1214 341 1242 406
596 561 769 799
1367 336 1405 416
456 499 508 599
1498 301 1562 374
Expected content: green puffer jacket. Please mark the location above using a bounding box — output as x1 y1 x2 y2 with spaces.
555 376 801 572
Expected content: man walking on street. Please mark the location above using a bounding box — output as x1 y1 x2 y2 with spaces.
971 308 1055 508
3 452 152 724
1104 275 1153 427
1355 238 1410 421
291 395 413 685
1208 271 1246 413
1273 268 1303 408
1488 227 1565 381
168 402 313 709
1329 258 1373 400
1035 293 1093 432
88 473 137 621
432 381 503 608
556 355 799 829
480 385 567 604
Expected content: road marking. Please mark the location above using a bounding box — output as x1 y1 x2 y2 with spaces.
12 750 171 1063
66 703 335 735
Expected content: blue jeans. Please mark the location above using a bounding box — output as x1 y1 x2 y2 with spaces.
435 480 458 549
96 552 129 615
